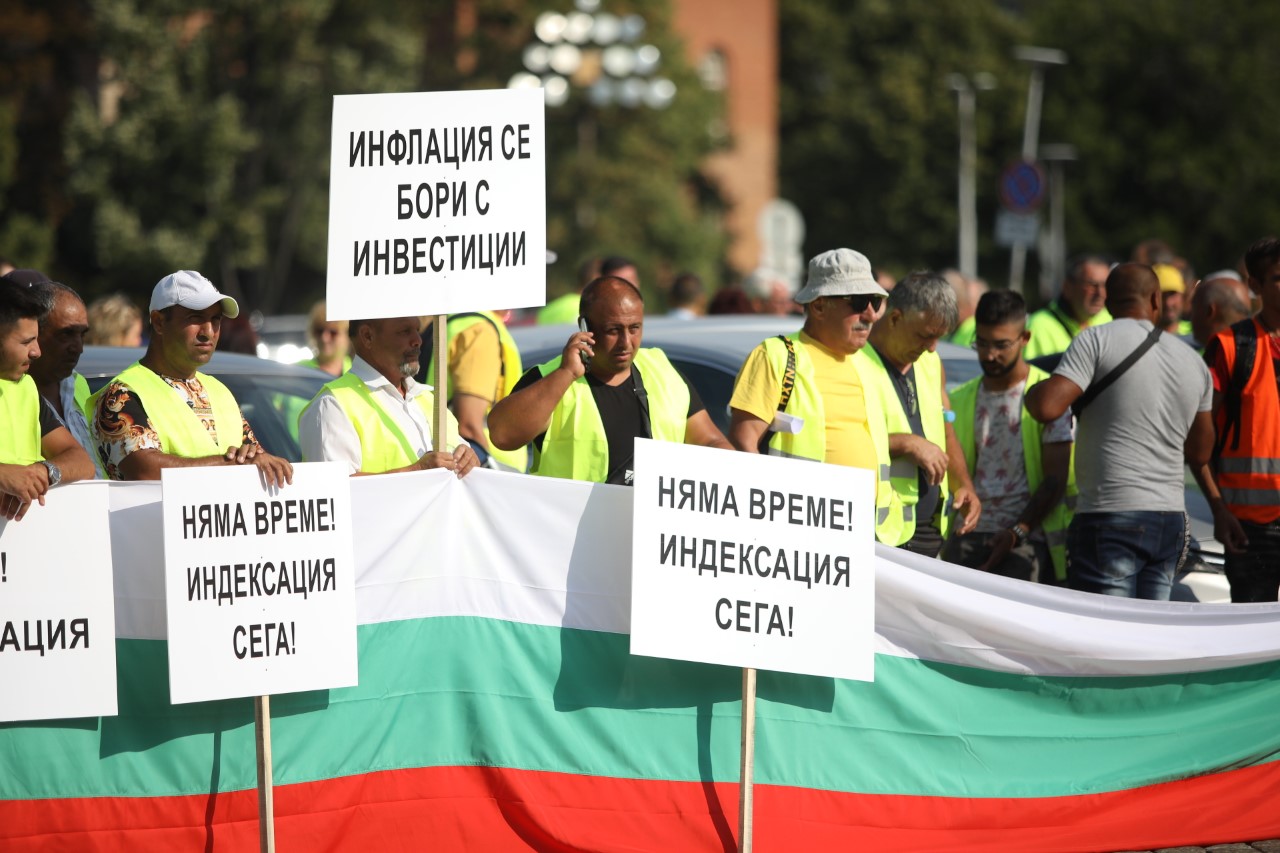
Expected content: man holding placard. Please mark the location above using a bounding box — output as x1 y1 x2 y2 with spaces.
423 309 528 472
89 270 293 486
0 279 96 520
488 276 731 485
299 315 479 476
727 248 901 543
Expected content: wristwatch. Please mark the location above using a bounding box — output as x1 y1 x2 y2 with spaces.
39 460 62 487
1009 523 1029 545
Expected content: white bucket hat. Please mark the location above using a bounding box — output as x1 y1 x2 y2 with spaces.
794 249 887 304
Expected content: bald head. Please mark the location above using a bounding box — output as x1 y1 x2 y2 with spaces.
1105 263 1160 321
1191 275 1253 346
579 275 643 324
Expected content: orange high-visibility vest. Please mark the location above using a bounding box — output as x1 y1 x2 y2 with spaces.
1213 317 1280 524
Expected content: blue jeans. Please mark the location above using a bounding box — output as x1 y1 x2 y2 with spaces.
1066 511 1189 600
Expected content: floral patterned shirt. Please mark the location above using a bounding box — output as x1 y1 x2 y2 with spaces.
92 372 256 480
971 379 1072 533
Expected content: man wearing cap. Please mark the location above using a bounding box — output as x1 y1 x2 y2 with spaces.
1153 263 1192 337
728 248 900 543
89 270 292 485
1025 254 1113 360
489 275 731 485
863 271 982 557
299 315 478 477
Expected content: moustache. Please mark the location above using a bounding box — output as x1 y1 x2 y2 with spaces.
851 323 873 332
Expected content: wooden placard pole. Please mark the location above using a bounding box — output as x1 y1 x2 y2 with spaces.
254 695 276 853
738 666 757 853
432 315 449 456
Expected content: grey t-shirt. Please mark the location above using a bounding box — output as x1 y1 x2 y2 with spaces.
1055 318 1211 513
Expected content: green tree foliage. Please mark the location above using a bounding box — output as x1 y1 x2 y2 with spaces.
779 0 1029 279
5 0 724 313
470 0 727 302
0 0 88 273
62 0 423 309
1027 0 1280 270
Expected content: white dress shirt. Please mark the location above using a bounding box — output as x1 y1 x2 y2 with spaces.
298 356 458 475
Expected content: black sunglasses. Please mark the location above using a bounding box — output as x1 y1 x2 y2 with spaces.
839 293 885 313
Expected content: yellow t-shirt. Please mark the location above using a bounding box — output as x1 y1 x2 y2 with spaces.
449 321 503 403
730 331 878 471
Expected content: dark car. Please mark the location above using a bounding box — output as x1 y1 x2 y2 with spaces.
77 346 332 463
509 316 1228 601
511 315 983 433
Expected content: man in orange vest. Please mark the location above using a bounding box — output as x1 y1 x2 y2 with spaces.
1201 237 1280 601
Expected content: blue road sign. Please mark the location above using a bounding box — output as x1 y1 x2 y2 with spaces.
999 160 1046 214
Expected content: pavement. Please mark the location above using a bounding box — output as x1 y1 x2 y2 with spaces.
1119 841 1280 853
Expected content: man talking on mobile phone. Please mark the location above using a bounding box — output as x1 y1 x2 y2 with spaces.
488 276 731 486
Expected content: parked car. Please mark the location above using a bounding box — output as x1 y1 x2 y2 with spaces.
511 315 983 433
77 346 331 463
510 315 1228 602
250 312 313 364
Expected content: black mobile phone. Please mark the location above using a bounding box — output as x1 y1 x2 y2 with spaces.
577 317 591 361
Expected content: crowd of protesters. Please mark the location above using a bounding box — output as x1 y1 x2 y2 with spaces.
3 234 1279 605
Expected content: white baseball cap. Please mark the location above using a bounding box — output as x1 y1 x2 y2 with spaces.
149 270 240 318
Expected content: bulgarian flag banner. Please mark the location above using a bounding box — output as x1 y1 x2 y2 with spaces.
2 470 1279 851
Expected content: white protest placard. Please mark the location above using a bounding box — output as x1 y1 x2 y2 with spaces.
161 463 358 704
0 483 117 722
630 440 875 681
326 88 547 320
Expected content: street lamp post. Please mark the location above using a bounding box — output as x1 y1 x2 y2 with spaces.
1008 46 1067 299
508 0 678 231
948 72 995 281
1038 143 1078 294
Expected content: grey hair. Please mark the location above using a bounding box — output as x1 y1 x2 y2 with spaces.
30 281 83 328
887 270 959 333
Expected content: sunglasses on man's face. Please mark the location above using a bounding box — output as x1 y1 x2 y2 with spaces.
839 294 885 313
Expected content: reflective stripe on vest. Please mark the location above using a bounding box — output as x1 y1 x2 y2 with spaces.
0 375 44 465
308 372 439 474
1212 318 1280 524
90 363 243 458
429 311 528 473
949 365 1077 581
862 347 949 543
755 338 900 544
532 348 688 483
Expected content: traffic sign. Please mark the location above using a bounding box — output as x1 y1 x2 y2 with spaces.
999 159 1046 214
995 209 1040 248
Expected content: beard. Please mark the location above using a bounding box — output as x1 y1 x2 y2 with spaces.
980 358 1017 378
400 358 420 378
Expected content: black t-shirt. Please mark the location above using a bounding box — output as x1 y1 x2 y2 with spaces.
873 346 940 522
512 360 706 486
39 397 65 437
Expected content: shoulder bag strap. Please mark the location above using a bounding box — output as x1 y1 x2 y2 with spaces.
757 335 797 453
1071 325 1164 418
1214 318 1258 458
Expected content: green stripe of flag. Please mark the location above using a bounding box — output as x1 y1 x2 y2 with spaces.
5 615 1280 803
